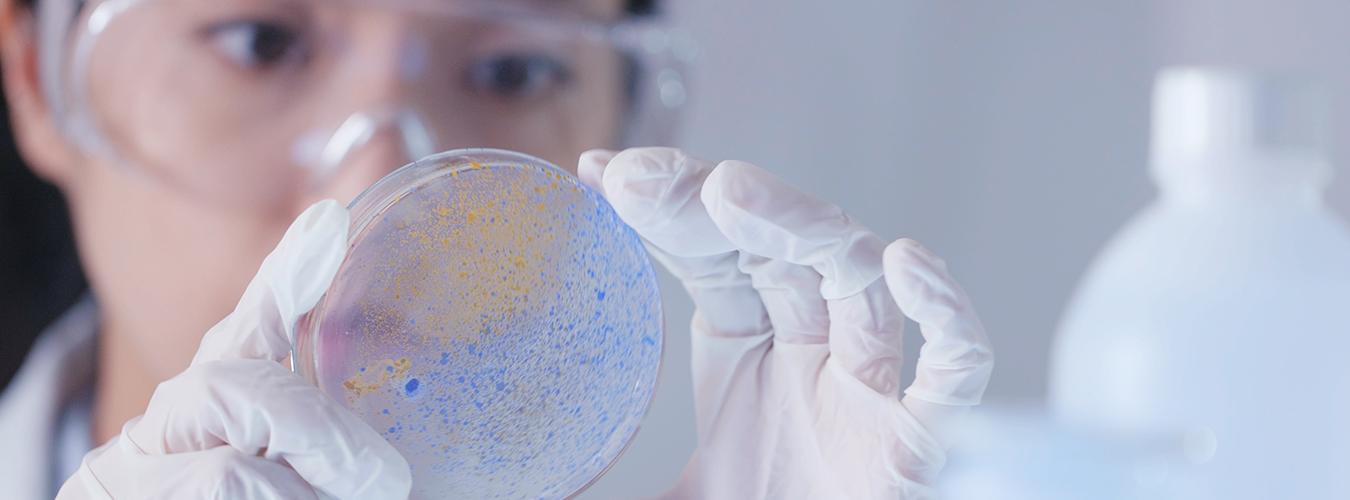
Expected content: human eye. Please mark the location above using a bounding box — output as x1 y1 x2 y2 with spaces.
465 52 573 101
203 19 309 71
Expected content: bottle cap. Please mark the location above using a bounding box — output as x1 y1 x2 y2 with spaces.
1150 67 1330 199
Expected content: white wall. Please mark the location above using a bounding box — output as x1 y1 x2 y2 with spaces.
583 1 1350 496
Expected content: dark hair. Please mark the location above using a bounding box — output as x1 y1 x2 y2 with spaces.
626 0 657 16
0 88 87 391
4 0 82 391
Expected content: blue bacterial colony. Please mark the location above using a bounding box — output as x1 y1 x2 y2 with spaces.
296 150 663 499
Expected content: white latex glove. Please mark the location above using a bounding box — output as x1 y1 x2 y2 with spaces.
579 148 994 499
57 200 411 500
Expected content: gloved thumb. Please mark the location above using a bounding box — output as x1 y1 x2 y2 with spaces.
884 239 993 407
193 200 350 364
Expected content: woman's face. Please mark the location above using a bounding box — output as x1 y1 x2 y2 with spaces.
81 0 629 204
1 0 626 380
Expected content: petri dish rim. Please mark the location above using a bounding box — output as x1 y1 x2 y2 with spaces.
292 147 666 499
295 148 580 380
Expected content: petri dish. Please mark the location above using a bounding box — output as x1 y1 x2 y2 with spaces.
294 149 663 499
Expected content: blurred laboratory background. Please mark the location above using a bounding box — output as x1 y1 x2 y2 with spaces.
585 0 1350 497
2 0 1347 497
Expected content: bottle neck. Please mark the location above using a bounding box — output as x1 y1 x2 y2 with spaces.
1150 150 1332 207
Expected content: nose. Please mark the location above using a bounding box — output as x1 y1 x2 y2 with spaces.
303 108 438 204
293 10 441 204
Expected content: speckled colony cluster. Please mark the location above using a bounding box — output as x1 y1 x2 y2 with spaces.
299 151 663 499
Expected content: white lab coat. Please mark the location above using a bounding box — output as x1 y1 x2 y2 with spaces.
0 298 97 499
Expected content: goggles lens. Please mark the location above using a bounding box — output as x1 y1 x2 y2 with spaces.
59 0 684 204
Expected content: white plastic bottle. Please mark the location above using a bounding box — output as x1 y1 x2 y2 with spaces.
1050 68 1350 499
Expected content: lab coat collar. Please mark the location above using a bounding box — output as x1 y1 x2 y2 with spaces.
0 297 97 500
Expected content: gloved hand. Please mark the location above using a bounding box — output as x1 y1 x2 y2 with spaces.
56 200 411 500
579 148 994 499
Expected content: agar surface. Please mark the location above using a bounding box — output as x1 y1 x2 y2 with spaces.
341 357 411 398
311 157 662 499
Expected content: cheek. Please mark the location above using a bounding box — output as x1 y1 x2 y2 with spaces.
68 157 298 378
82 6 309 205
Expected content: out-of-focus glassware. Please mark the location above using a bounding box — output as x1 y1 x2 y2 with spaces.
1052 68 1350 499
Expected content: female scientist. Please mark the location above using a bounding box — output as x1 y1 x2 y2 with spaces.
0 0 994 497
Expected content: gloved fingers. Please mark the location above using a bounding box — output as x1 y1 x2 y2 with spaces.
687 328 776 439
184 448 321 500
126 359 412 500
577 149 617 194
193 200 350 365
713 255 829 424
890 398 948 494
884 239 993 408
700 159 905 396
73 444 321 500
699 160 886 299
582 148 770 338
826 281 907 397
591 147 734 258
583 148 776 437
651 249 774 339
736 254 828 345
820 359 945 493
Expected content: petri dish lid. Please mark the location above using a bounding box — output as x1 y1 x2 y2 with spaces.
295 149 663 499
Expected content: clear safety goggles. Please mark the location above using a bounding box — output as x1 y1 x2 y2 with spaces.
37 0 692 205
